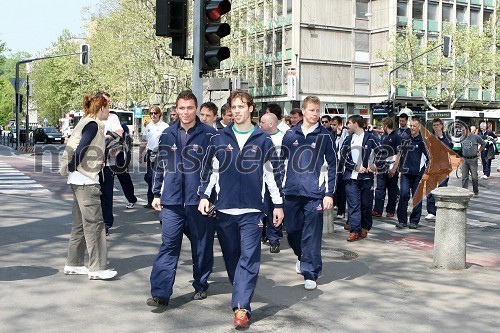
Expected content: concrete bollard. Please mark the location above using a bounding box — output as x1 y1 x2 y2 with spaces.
431 186 473 270
323 208 335 234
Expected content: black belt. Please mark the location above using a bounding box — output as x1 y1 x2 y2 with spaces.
463 156 477 159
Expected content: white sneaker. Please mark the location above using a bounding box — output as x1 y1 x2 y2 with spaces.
295 260 302 274
126 202 135 209
304 279 317 290
64 265 89 275
481 175 489 179
336 214 345 219
88 269 117 280
424 214 436 220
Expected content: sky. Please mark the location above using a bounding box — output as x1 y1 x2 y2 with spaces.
0 0 102 55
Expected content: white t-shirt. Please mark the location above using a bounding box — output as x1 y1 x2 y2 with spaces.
104 113 122 134
350 132 364 179
143 120 169 150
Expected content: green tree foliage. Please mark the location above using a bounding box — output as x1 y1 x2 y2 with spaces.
30 30 95 125
382 22 498 110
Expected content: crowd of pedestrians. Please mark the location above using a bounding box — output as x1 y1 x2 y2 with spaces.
58 89 498 330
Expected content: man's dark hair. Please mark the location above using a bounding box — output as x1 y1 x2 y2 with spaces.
290 108 303 116
200 101 218 116
266 103 283 120
220 103 231 116
332 116 343 124
432 118 443 126
348 115 365 128
176 90 198 108
228 89 254 108
321 115 332 121
399 113 409 120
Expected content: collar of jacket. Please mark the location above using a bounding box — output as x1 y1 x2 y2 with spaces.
222 123 265 142
291 121 322 135
169 116 206 137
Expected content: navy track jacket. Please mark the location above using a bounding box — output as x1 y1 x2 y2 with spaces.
398 133 429 176
339 131 385 180
153 118 217 206
198 124 283 211
281 123 337 199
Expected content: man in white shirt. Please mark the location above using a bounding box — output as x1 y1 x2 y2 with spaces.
99 95 124 236
139 106 169 208
265 103 290 133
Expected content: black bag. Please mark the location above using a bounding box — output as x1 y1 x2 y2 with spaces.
106 131 132 174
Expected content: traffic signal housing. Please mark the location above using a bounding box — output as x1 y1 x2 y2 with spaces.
80 44 90 65
443 35 452 58
155 0 188 57
202 0 231 71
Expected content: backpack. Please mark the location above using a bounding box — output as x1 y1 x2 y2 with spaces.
105 130 132 174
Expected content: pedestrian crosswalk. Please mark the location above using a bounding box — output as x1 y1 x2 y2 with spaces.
0 161 50 194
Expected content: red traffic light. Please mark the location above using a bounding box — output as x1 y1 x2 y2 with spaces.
206 0 231 21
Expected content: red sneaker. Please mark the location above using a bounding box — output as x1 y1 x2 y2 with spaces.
371 211 382 217
360 228 368 238
234 309 249 329
386 212 395 218
347 233 360 242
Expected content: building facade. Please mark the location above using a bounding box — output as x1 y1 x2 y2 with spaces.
215 0 498 124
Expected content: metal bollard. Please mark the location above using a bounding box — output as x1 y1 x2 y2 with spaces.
431 186 473 270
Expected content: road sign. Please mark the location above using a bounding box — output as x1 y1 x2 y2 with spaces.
9 78 26 91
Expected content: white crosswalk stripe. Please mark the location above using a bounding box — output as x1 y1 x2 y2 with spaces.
0 161 50 194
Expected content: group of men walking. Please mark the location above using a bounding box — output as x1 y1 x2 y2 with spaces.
60 87 496 330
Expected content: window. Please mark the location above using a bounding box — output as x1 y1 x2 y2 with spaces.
265 34 273 53
456 6 466 24
274 65 283 85
484 11 493 27
355 33 369 52
354 67 370 96
442 5 452 22
428 3 437 21
275 30 282 52
356 0 369 19
470 10 480 26
265 66 272 87
397 1 408 17
287 0 292 14
412 1 423 20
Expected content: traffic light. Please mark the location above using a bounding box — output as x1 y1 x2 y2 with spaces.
443 35 452 58
154 0 188 57
80 44 90 65
202 0 231 70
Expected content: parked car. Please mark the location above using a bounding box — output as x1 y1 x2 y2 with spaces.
33 127 64 144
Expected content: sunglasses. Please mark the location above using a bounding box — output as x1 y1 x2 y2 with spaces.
150 112 159 115
321 120 330 124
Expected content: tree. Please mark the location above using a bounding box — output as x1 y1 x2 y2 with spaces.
382 22 498 110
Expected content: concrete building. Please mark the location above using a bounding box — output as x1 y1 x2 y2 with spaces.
216 0 498 125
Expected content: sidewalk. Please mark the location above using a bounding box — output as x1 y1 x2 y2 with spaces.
1 188 499 333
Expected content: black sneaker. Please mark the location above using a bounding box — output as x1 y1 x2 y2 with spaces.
408 223 418 229
395 223 408 229
143 204 153 209
105 229 110 236
193 290 207 300
146 297 168 307
261 236 268 244
270 244 280 253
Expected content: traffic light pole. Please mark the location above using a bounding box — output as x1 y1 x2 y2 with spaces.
13 52 83 150
192 0 203 104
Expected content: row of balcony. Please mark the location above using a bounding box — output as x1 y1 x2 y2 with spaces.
396 86 498 101
397 17 485 32
457 0 495 5
250 85 283 97
220 49 293 70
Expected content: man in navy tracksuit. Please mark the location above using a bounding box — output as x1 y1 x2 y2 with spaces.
147 90 217 308
198 90 284 330
282 95 337 291
372 117 401 218
339 115 384 241
396 118 429 229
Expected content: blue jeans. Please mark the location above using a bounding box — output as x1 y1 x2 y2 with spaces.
397 174 423 225
481 150 492 177
426 174 449 215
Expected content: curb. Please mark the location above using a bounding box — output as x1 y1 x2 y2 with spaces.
15 146 35 154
